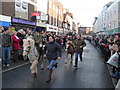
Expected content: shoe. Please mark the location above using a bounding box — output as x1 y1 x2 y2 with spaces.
54 63 58 68
80 59 82 61
33 73 37 77
3 64 6 68
46 70 52 83
74 65 77 67
65 61 67 64
6 64 10 67
46 78 51 83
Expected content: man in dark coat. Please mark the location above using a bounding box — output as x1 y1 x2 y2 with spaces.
44 36 62 82
74 34 86 67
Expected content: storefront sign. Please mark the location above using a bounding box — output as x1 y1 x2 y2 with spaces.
41 15 48 21
32 12 41 16
12 18 36 25
0 15 11 22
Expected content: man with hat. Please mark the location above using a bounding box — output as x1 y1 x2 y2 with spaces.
2 27 12 67
33 27 43 59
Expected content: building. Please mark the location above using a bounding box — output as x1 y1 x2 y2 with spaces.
78 27 93 35
93 0 120 35
36 0 64 34
63 9 73 34
47 0 64 33
0 0 37 30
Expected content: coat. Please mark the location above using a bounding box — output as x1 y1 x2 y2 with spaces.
44 41 62 60
12 35 21 50
74 39 86 53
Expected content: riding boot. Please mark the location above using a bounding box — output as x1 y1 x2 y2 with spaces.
46 70 52 83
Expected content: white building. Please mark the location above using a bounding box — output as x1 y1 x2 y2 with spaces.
93 0 120 35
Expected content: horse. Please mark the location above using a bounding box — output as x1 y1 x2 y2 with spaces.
23 36 39 77
65 41 75 64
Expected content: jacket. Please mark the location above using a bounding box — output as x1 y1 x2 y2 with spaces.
44 41 62 60
12 35 21 50
2 33 12 47
74 39 86 53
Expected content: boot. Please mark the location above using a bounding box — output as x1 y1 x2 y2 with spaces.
53 63 58 68
46 70 52 83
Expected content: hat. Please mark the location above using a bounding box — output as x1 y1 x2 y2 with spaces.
4 27 9 31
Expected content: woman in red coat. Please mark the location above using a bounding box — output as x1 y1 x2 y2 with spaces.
12 31 21 62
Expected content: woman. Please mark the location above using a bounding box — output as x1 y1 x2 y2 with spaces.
44 36 62 83
12 31 21 62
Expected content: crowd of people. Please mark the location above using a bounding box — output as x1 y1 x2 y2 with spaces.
0 27 64 68
0 26 87 82
1 26 120 85
86 34 120 86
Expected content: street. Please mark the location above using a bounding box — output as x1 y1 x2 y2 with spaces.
2 41 114 88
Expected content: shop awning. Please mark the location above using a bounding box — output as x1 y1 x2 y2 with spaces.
105 28 120 35
0 21 10 27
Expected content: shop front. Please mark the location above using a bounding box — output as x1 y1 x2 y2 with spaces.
11 17 36 31
0 15 11 27
105 28 120 35
46 24 58 34
36 22 47 32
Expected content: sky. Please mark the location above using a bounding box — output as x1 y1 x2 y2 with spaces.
59 0 115 27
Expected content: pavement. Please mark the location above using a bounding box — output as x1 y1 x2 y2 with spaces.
2 41 114 88
2 59 29 73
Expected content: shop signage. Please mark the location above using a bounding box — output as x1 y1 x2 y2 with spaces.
12 18 36 25
0 15 11 22
41 15 48 21
32 12 41 16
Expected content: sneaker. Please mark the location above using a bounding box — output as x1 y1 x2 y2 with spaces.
6 64 10 67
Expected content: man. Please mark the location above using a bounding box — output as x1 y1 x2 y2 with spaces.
33 30 42 59
44 36 62 83
2 27 12 67
74 34 86 67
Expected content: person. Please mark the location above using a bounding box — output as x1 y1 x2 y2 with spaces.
74 34 86 67
33 30 42 59
17 29 25 60
44 36 62 82
2 27 12 68
12 31 21 62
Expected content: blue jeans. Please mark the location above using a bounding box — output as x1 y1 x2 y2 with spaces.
2 47 11 65
48 60 56 70
75 52 83 65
